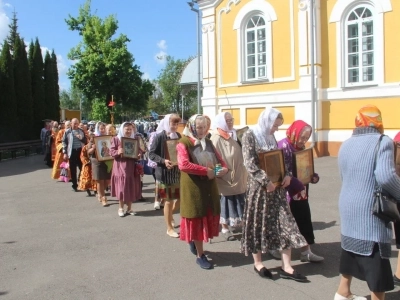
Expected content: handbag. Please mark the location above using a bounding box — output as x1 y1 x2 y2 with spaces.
372 135 400 223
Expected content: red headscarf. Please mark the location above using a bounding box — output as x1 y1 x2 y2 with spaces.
394 132 400 142
286 120 312 150
355 105 384 133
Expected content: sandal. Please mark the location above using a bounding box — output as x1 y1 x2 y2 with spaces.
101 196 108 207
221 230 235 241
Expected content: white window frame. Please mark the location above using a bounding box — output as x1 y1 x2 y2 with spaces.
344 5 375 87
329 0 389 88
233 0 276 84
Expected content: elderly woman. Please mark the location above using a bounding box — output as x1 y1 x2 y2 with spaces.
149 114 182 238
110 122 142 217
177 114 228 270
210 112 247 239
240 108 307 282
276 120 324 263
335 105 400 300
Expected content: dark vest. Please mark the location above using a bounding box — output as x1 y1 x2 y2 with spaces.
179 136 221 218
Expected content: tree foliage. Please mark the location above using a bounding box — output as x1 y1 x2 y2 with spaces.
65 0 154 115
51 51 60 121
7 10 19 55
14 37 33 140
0 42 17 142
90 98 110 123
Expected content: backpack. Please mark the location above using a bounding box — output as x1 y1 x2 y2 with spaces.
147 131 158 168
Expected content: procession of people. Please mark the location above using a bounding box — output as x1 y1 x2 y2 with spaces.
40 105 400 300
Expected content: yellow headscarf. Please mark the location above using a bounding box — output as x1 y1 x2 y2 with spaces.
355 105 384 133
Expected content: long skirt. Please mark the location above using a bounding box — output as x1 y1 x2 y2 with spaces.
78 164 96 191
180 208 220 243
220 193 245 227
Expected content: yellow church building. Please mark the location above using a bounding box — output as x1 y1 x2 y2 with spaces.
197 0 400 156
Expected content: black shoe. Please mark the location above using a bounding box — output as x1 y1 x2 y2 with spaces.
394 274 400 286
254 266 272 279
279 269 308 282
86 190 92 197
72 187 78 192
189 241 197 255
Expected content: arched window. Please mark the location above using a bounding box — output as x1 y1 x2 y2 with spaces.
345 6 374 85
245 16 267 80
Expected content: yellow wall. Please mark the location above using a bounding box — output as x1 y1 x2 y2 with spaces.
321 98 400 130
246 107 265 125
222 108 241 124
321 0 337 88
216 0 299 95
384 1 400 83
273 106 295 125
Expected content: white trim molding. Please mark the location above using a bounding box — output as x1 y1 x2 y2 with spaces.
329 0 392 22
233 0 277 29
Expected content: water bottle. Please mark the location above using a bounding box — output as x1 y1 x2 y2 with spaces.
214 163 222 175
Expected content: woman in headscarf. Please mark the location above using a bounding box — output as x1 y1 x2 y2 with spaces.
110 122 142 217
90 122 112 206
149 114 182 238
335 105 400 300
210 112 247 239
275 120 323 262
240 108 308 282
177 114 228 269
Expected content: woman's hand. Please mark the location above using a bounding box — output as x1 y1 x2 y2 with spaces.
281 176 291 188
164 159 173 169
311 173 320 184
265 181 275 192
63 154 68 160
207 168 215 180
216 167 228 177
118 148 123 155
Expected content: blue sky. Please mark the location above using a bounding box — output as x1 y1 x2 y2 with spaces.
0 0 199 90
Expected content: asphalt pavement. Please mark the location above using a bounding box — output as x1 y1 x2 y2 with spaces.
0 155 399 300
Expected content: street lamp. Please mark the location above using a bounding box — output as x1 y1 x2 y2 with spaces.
188 0 201 114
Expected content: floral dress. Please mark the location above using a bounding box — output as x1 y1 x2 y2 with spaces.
240 129 307 256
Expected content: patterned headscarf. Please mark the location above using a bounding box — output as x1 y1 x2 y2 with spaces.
212 112 237 141
183 114 207 150
156 114 179 139
286 120 312 150
252 107 282 151
117 122 135 141
355 105 384 133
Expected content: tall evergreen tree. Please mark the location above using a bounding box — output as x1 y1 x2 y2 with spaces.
0 42 17 142
7 10 19 55
44 51 55 119
30 38 46 133
14 37 34 140
51 50 60 121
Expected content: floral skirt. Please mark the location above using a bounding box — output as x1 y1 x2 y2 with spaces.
180 208 220 243
158 182 180 201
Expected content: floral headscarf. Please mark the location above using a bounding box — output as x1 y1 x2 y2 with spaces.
156 114 179 139
212 112 237 141
355 105 384 133
183 114 207 150
252 107 282 151
286 120 312 150
117 122 135 141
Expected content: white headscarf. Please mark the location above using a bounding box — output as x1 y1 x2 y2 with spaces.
212 112 237 141
117 122 136 141
156 114 179 139
94 122 104 136
252 107 281 151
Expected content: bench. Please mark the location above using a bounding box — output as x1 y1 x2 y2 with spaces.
0 140 42 161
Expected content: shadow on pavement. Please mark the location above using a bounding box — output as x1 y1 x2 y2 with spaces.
313 220 338 231
0 291 9 296
0 155 49 177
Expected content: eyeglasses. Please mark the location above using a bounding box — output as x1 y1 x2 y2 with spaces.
225 118 235 123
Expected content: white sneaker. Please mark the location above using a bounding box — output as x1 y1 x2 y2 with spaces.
269 249 281 260
300 252 324 263
154 201 161 210
118 209 125 217
126 210 136 216
334 293 367 300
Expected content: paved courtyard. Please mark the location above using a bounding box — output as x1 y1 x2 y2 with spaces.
0 155 399 300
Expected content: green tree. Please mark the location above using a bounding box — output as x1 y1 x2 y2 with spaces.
90 98 110 123
29 38 46 132
65 0 154 115
7 10 19 55
0 42 17 142
51 51 60 121
13 37 34 140
44 51 56 120
156 56 197 118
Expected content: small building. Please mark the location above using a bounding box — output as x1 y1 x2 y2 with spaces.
197 0 400 156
